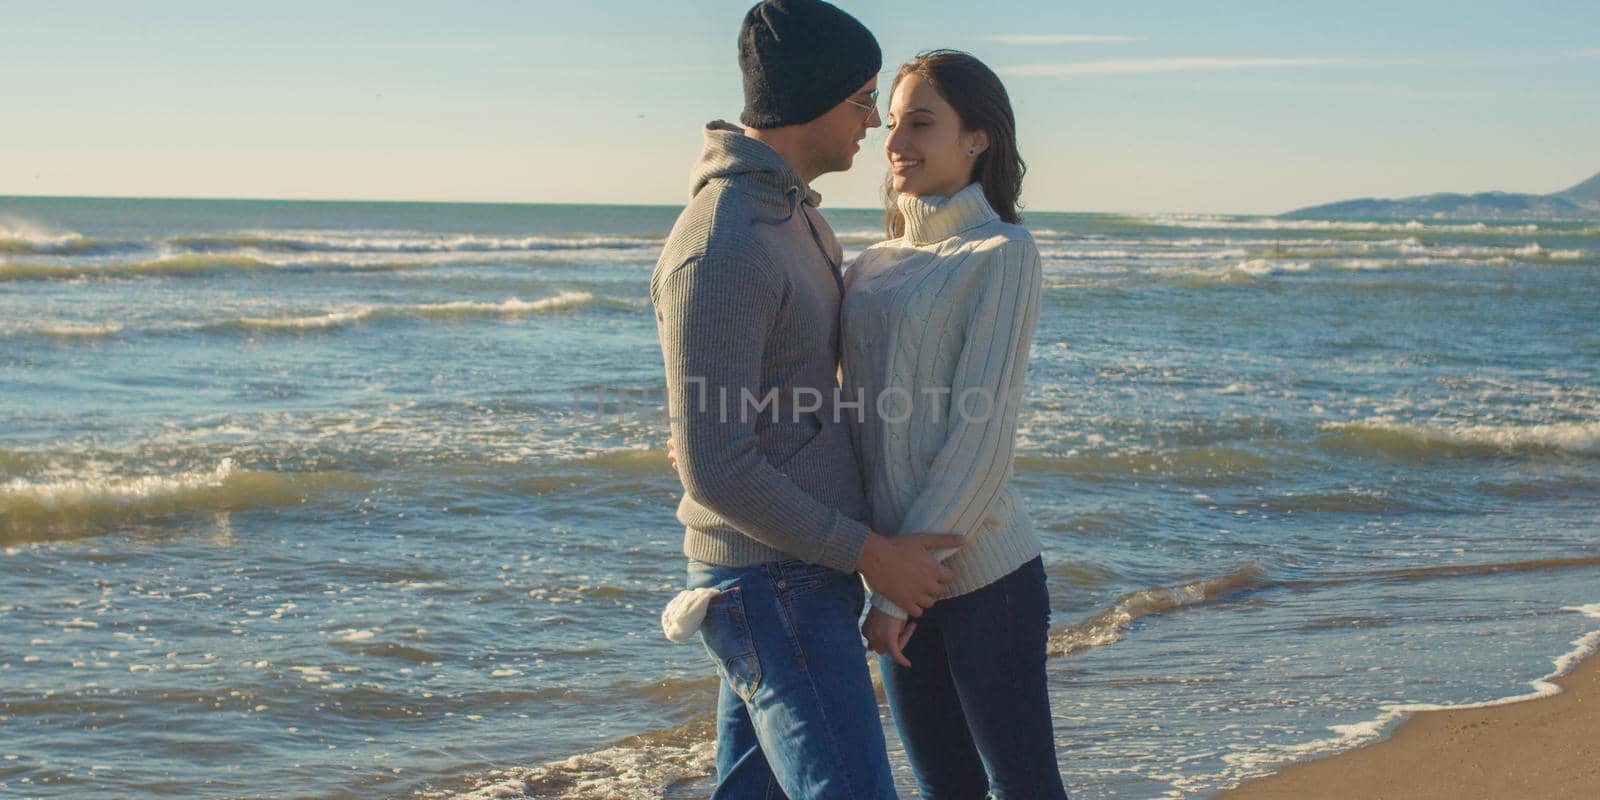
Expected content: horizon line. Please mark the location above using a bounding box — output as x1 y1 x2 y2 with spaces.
0 191 1233 218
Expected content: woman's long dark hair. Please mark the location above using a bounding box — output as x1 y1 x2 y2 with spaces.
884 49 1026 238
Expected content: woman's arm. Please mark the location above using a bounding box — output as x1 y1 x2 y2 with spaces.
871 237 1043 619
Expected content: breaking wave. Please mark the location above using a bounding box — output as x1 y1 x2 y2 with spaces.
212 292 636 333
1322 419 1600 458
166 231 663 254
1 459 366 543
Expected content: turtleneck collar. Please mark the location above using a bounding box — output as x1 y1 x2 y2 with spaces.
896 182 998 246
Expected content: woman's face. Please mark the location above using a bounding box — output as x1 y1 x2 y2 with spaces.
884 72 987 198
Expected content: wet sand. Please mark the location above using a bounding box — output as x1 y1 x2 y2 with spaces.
1219 648 1600 800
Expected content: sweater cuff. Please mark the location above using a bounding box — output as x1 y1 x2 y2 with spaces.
813 511 872 574
869 592 910 621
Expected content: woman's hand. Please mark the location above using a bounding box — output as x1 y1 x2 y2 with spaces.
666 436 680 475
863 607 918 668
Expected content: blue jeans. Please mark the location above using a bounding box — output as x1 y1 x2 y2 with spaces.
688 558 897 800
880 557 1068 800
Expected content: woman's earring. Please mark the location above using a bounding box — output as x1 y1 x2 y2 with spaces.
967 148 977 156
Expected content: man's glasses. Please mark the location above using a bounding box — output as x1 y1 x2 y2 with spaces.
843 88 879 116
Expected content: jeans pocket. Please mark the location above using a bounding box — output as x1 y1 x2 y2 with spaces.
698 586 763 702
774 558 841 600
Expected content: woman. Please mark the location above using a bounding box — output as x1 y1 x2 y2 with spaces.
843 49 1066 799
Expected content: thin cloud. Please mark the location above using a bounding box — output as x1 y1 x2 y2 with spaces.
1000 57 1365 77
982 34 1144 44
535 64 723 79
1573 48 1600 57
1194 79 1587 103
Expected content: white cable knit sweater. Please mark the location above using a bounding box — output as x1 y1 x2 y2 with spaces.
841 182 1044 619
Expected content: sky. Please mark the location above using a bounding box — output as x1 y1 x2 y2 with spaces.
2 0 1597 214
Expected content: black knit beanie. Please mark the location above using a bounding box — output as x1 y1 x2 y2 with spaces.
738 0 882 129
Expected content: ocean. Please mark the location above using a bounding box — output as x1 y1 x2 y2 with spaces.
2 195 1598 799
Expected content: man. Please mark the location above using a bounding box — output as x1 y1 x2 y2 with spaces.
650 1 964 797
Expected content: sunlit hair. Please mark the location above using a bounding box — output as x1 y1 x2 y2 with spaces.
884 49 1026 238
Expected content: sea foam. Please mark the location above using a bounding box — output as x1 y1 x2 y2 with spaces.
447 721 716 800
0 218 133 256
225 292 613 332
2 459 240 512
1215 602 1600 787
166 231 663 254
0 254 278 282
1142 215 1541 235
31 323 126 338
0 459 360 541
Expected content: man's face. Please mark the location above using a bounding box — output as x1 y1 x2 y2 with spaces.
804 76 881 177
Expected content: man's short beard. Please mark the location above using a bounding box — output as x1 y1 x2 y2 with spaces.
821 150 855 176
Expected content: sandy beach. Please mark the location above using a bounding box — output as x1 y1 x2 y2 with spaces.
1220 647 1600 800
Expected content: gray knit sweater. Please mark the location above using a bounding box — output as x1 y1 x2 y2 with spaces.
649 121 873 574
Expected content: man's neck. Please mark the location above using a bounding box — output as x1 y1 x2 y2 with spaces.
745 127 820 185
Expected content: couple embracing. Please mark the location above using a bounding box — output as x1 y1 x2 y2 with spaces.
651 1 1065 798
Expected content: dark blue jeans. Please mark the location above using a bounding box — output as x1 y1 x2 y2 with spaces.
688 558 897 800
880 557 1068 800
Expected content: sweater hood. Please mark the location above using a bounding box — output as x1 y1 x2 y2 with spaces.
691 120 822 214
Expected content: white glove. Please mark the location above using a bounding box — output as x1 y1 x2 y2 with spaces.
660 587 723 643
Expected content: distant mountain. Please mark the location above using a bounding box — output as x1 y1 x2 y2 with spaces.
1283 172 1600 220
1553 171 1600 205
